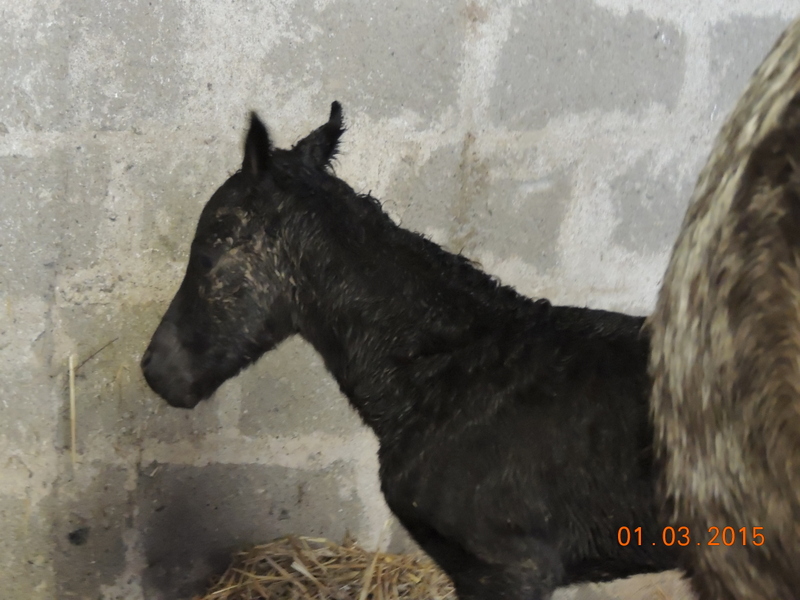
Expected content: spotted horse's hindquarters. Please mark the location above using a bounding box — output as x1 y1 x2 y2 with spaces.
647 16 800 600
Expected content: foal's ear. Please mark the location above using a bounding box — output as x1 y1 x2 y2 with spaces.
292 101 345 170
242 112 272 178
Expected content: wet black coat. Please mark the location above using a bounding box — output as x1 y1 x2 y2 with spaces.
142 102 677 600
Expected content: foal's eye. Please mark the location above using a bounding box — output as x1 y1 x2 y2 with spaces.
198 254 214 271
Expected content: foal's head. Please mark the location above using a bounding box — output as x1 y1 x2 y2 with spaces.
141 102 345 408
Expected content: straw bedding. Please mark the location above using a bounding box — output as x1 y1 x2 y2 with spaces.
194 535 456 600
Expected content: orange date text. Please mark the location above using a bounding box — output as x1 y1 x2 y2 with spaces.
616 526 765 547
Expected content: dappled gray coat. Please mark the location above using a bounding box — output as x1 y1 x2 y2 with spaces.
647 16 800 600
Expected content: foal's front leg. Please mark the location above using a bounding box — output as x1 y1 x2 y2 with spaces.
389 503 561 600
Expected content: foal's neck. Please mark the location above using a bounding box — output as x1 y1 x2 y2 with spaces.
285 197 532 436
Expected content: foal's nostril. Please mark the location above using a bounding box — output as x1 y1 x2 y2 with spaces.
141 347 153 370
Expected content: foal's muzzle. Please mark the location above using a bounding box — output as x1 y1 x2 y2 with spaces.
141 322 203 409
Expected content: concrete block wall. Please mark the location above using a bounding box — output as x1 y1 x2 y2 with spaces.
0 1 794 598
